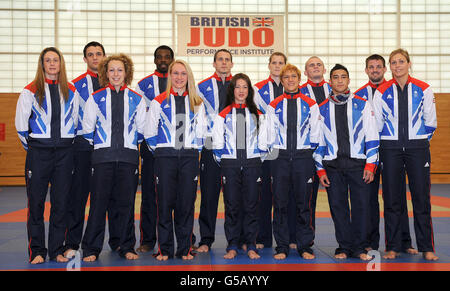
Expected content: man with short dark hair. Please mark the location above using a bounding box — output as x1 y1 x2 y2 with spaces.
135 45 175 253
315 64 379 260
64 41 109 258
355 54 415 254
196 49 234 253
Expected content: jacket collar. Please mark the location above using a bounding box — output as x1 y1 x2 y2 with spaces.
212 72 233 82
45 78 59 85
307 79 326 87
170 88 188 97
87 69 98 78
154 70 168 78
107 83 127 91
232 102 247 109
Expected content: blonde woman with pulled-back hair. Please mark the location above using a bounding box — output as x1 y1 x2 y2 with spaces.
15 47 80 264
144 59 206 261
81 53 147 262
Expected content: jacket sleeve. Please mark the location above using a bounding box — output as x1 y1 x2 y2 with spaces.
266 105 277 149
72 88 80 136
309 102 321 149
362 101 380 173
253 86 267 114
258 113 269 152
211 114 224 161
422 86 437 140
135 97 147 144
313 113 327 178
15 88 33 150
195 103 207 150
144 99 162 152
82 94 97 145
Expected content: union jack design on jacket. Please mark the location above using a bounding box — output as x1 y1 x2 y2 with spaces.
212 103 268 162
197 73 232 135
144 89 207 151
82 84 146 150
15 79 80 150
372 76 437 142
135 70 168 108
266 92 321 151
299 79 332 103
354 79 387 105
72 70 98 136
314 94 379 177
253 76 280 114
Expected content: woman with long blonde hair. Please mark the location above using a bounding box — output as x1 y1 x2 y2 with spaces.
144 59 206 261
15 47 80 264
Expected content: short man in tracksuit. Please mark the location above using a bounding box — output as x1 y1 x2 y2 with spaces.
354 54 415 253
315 64 379 260
134 45 174 253
196 49 234 252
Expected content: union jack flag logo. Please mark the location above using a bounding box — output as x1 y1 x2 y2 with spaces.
252 17 274 27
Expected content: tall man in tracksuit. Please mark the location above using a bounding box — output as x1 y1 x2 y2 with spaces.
196 49 234 252
297 56 332 244
253 52 286 249
354 54 414 253
65 41 120 256
315 64 379 260
134 45 174 253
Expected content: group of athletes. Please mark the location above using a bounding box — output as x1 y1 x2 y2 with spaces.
14 41 439 265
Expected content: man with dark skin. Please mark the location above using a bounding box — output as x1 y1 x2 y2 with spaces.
135 45 174 253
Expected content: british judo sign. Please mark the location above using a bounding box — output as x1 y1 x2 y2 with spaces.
177 15 284 57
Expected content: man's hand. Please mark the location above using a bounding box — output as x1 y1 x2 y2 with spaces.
363 170 374 184
320 175 330 187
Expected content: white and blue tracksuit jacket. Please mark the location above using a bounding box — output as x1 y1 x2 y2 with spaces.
82 84 146 151
354 79 386 105
299 79 332 103
144 90 207 152
15 79 80 150
211 103 268 162
372 76 437 143
135 70 168 108
266 92 321 151
72 70 99 138
314 94 379 177
197 73 233 136
253 76 280 114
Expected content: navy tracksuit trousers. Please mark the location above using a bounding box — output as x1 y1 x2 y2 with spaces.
155 156 199 258
256 160 273 247
81 162 138 258
65 150 121 252
138 142 157 250
381 147 435 253
366 166 412 251
271 157 315 256
325 167 370 257
222 166 261 253
198 148 222 248
25 146 73 262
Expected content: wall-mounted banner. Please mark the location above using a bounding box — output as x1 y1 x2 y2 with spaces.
177 15 284 57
